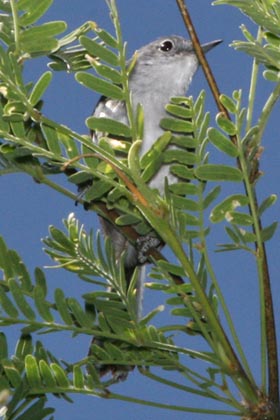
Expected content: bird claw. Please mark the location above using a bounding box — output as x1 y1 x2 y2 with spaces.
136 236 162 264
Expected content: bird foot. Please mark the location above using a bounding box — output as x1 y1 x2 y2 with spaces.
136 236 162 264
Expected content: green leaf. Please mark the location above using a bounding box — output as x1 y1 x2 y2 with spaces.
85 366 100 389
84 181 112 201
80 36 119 66
21 22 67 40
172 196 199 211
207 127 239 157
13 397 54 420
163 149 196 166
258 194 277 216
0 333 8 359
165 103 193 119
73 365 84 389
140 132 172 181
160 117 193 133
210 194 249 223
195 164 243 182
15 335 33 360
264 31 280 47
47 226 74 252
236 228 256 243
232 41 280 69
172 308 190 317
171 135 197 149
67 298 93 328
90 343 109 361
115 214 141 226
76 72 124 99
103 342 124 361
3 361 22 387
203 186 221 209
95 28 118 48
34 268 47 296
68 171 93 185
0 237 12 278
0 104 10 132
93 62 122 84
225 226 241 243
0 284 19 318
34 286 54 322
156 261 185 277
219 94 237 114
10 121 25 137
41 124 61 155
169 182 197 195
59 131 80 159
241 125 259 146
3 101 26 119
87 116 131 137
51 363 70 387
39 360 56 387
214 0 280 35
25 355 41 388
29 71 52 106
141 132 171 167
226 211 253 226
181 212 200 226
20 22 67 53
9 279 36 320
263 69 280 82
170 164 195 180
54 289 73 325
18 0 54 26
240 24 256 43
261 221 278 242
216 113 237 135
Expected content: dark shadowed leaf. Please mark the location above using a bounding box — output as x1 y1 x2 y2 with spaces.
261 221 278 242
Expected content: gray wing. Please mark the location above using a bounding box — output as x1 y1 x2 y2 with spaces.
92 96 128 142
91 95 139 271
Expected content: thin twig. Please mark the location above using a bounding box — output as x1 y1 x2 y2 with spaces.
175 0 279 412
175 0 226 116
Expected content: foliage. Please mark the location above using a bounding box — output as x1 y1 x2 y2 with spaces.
0 0 279 418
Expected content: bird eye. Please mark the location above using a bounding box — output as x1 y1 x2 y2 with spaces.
159 40 174 52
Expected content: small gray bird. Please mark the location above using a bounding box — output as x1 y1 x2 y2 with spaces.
93 35 220 291
90 35 221 377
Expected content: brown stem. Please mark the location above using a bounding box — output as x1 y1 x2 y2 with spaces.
175 0 279 411
175 0 226 115
255 198 279 414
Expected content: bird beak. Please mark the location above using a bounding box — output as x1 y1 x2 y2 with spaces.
201 39 223 53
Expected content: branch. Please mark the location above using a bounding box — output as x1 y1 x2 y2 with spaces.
175 0 279 411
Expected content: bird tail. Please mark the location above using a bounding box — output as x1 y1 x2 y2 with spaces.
88 265 145 381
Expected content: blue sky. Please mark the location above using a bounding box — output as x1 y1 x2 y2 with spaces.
1 1 280 419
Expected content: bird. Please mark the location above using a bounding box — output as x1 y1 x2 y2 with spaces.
88 35 221 378
93 35 221 290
